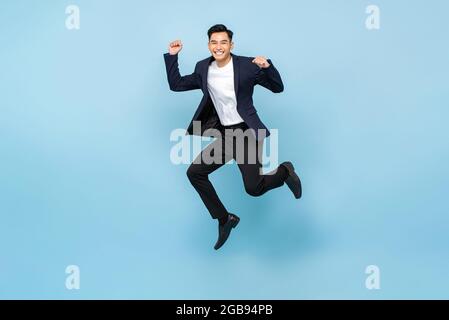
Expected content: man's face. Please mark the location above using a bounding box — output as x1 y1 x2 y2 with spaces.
208 32 234 63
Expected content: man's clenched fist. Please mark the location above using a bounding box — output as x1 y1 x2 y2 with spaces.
252 56 271 68
168 40 183 55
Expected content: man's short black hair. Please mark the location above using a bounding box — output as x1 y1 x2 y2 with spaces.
207 24 233 41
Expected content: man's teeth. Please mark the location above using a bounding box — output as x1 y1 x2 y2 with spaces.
215 51 224 55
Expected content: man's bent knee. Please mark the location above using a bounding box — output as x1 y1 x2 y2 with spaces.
244 184 263 197
186 165 205 183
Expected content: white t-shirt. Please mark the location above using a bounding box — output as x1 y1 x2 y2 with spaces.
207 58 244 126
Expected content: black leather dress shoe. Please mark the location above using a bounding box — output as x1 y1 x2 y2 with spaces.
280 161 302 199
214 213 240 250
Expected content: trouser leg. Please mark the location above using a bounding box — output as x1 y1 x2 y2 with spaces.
186 137 232 219
231 128 287 197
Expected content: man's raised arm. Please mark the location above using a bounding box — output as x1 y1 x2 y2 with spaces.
252 56 284 93
163 40 201 92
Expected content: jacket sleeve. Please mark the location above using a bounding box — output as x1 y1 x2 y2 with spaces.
254 59 284 93
163 53 201 92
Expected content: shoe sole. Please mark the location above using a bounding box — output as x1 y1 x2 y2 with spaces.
283 162 302 199
232 217 240 228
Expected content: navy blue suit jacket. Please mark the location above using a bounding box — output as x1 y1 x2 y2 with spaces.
163 52 284 139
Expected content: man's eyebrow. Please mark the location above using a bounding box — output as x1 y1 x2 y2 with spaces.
210 40 229 42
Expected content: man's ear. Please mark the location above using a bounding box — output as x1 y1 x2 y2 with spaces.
231 42 234 50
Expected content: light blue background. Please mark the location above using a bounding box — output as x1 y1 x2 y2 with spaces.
1 0 448 299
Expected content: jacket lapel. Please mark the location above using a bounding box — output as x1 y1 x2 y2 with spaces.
202 57 213 94
232 53 240 98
